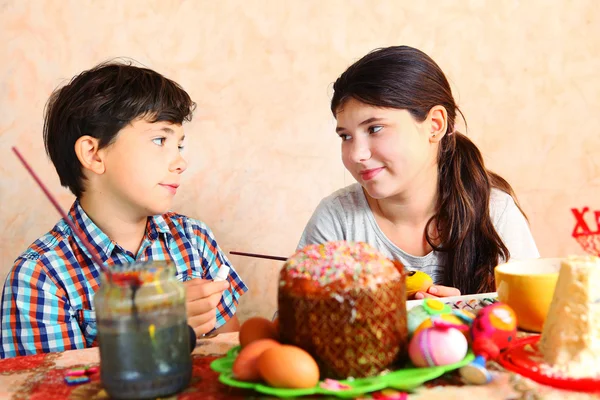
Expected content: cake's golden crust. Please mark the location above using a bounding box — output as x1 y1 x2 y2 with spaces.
278 241 408 378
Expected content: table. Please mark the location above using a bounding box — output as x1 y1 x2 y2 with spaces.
0 333 596 400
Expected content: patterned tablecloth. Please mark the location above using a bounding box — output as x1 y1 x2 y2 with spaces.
0 332 596 400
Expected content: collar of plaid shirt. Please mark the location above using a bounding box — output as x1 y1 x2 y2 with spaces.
69 199 174 264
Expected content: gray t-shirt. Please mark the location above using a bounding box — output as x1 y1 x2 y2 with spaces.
297 183 540 285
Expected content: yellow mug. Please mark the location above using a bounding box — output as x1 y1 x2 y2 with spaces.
494 258 561 332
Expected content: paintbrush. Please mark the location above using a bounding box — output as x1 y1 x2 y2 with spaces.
12 147 112 280
229 251 287 262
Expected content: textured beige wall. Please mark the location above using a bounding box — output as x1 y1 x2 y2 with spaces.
1 0 599 321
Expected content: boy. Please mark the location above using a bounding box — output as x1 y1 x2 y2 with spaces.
0 61 248 358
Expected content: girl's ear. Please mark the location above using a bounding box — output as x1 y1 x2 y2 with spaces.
74 136 106 175
428 105 448 143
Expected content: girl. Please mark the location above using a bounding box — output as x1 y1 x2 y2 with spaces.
298 46 539 298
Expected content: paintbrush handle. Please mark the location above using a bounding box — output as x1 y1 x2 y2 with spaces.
229 251 287 262
12 147 110 276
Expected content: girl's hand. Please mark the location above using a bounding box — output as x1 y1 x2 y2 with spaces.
414 285 461 299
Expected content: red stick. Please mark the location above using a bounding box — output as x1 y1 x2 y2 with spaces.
12 147 111 278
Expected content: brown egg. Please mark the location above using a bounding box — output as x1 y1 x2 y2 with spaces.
257 345 320 389
232 339 280 381
239 317 279 348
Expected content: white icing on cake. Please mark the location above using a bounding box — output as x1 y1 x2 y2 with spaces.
538 255 600 378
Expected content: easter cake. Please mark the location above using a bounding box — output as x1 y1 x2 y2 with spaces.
278 241 408 379
538 255 600 378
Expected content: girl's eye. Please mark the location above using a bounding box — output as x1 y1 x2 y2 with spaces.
369 125 383 134
178 144 185 152
339 134 351 141
152 137 166 146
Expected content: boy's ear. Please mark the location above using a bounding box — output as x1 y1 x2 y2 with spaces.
427 105 448 144
74 136 106 175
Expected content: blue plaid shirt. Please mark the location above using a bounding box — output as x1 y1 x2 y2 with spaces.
0 200 248 358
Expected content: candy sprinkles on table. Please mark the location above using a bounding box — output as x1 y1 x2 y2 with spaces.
407 294 499 313
64 366 99 386
450 297 498 312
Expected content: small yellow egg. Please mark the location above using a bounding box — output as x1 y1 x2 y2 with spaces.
406 270 434 297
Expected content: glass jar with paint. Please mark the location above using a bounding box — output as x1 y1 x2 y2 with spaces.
94 261 192 399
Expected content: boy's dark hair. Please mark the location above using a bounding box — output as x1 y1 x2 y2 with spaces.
43 60 196 197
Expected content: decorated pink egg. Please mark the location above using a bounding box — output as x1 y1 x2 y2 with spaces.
470 302 517 352
408 326 468 367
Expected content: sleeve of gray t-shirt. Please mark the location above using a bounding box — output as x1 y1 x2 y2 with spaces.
297 197 346 249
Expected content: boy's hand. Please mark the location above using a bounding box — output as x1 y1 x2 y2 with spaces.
414 285 460 299
183 279 230 338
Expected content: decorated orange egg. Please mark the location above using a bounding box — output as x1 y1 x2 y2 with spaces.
408 299 474 339
414 313 466 335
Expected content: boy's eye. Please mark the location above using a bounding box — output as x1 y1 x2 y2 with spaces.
152 137 166 146
368 125 383 134
178 144 185 152
339 134 351 141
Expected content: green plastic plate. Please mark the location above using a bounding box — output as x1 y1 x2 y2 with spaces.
210 346 474 398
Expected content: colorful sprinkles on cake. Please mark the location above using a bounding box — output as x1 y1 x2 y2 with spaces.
283 241 399 290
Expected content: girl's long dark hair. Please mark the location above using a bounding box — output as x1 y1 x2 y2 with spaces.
331 46 525 294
